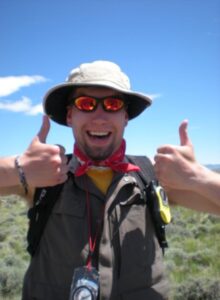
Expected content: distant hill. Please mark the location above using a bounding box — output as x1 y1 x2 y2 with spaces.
205 164 220 172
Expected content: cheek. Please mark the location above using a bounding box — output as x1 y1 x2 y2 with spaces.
114 113 128 135
124 114 128 127
66 108 73 127
121 111 128 127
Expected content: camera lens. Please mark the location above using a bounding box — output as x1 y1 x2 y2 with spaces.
72 286 93 300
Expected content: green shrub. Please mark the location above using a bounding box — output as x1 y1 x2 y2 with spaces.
174 278 220 300
0 257 27 297
0 196 29 299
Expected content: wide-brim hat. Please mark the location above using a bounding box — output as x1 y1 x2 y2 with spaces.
43 60 152 126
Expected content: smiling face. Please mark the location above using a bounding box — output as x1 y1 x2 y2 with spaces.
66 87 128 161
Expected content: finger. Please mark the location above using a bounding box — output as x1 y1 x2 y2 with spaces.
61 154 68 165
55 144 66 155
179 119 192 147
58 173 68 184
156 146 176 155
37 115 50 143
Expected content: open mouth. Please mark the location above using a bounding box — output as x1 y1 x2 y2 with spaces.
87 131 111 139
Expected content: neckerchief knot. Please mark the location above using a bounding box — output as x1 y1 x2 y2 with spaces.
74 139 140 176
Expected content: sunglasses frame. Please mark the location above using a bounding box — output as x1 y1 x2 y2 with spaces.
71 95 127 113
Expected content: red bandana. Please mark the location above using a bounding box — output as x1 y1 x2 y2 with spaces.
74 139 140 176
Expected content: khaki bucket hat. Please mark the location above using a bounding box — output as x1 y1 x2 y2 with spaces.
43 60 152 125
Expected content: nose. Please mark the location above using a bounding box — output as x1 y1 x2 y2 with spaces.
91 103 108 124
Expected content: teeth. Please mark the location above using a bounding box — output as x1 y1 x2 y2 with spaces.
89 131 109 136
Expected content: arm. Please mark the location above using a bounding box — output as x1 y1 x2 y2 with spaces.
167 189 220 215
0 116 69 204
154 120 220 215
0 155 21 188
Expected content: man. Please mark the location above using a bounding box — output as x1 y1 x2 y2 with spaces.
1 60 219 300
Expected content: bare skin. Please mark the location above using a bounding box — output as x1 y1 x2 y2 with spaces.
154 120 220 215
0 115 68 204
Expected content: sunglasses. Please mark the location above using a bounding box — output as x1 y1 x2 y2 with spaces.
72 96 126 113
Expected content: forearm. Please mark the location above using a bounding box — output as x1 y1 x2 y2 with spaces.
0 156 20 188
156 157 220 209
168 189 220 216
0 156 34 204
187 165 220 208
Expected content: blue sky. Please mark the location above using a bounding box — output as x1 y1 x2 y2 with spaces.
0 0 219 164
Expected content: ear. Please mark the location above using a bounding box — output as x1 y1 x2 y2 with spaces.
124 111 129 127
66 106 73 127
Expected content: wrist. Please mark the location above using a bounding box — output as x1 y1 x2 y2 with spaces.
15 156 29 195
189 164 212 192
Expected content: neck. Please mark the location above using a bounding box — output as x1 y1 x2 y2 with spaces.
74 140 126 166
73 139 140 176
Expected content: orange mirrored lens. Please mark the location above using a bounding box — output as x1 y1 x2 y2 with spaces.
75 97 97 111
103 98 124 111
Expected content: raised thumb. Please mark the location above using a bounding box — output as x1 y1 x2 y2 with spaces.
179 119 191 146
37 115 50 143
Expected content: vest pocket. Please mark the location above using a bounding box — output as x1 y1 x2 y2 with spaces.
52 182 86 217
40 183 88 266
116 198 162 294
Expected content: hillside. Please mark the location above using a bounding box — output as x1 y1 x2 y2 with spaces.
205 164 220 172
0 196 29 300
165 207 220 299
0 195 220 300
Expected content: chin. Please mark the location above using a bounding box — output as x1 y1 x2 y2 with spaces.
85 146 114 161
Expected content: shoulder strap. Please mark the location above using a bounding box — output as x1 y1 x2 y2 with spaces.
126 155 156 185
27 154 73 256
126 155 168 254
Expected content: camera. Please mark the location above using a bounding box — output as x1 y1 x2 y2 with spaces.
69 266 99 300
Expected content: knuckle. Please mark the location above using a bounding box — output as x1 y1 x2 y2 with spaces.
55 144 66 155
50 160 59 170
57 174 67 184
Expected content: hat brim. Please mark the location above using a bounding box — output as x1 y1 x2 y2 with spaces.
43 82 152 126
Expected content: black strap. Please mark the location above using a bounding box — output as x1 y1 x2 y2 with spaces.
27 154 73 256
126 155 156 184
27 183 65 256
126 155 168 253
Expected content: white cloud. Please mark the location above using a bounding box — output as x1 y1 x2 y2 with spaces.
147 93 162 100
0 75 47 97
0 97 43 115
27 103 43 116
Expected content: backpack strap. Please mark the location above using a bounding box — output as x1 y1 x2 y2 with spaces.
126 155 169 254
27 154 73 256
126 155 156 183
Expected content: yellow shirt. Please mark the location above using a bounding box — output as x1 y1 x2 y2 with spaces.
86 167 114 194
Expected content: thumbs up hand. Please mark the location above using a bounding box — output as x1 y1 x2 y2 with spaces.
19 115 69 188
178 120 195 160
154 120 197 190
36 113 51 143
